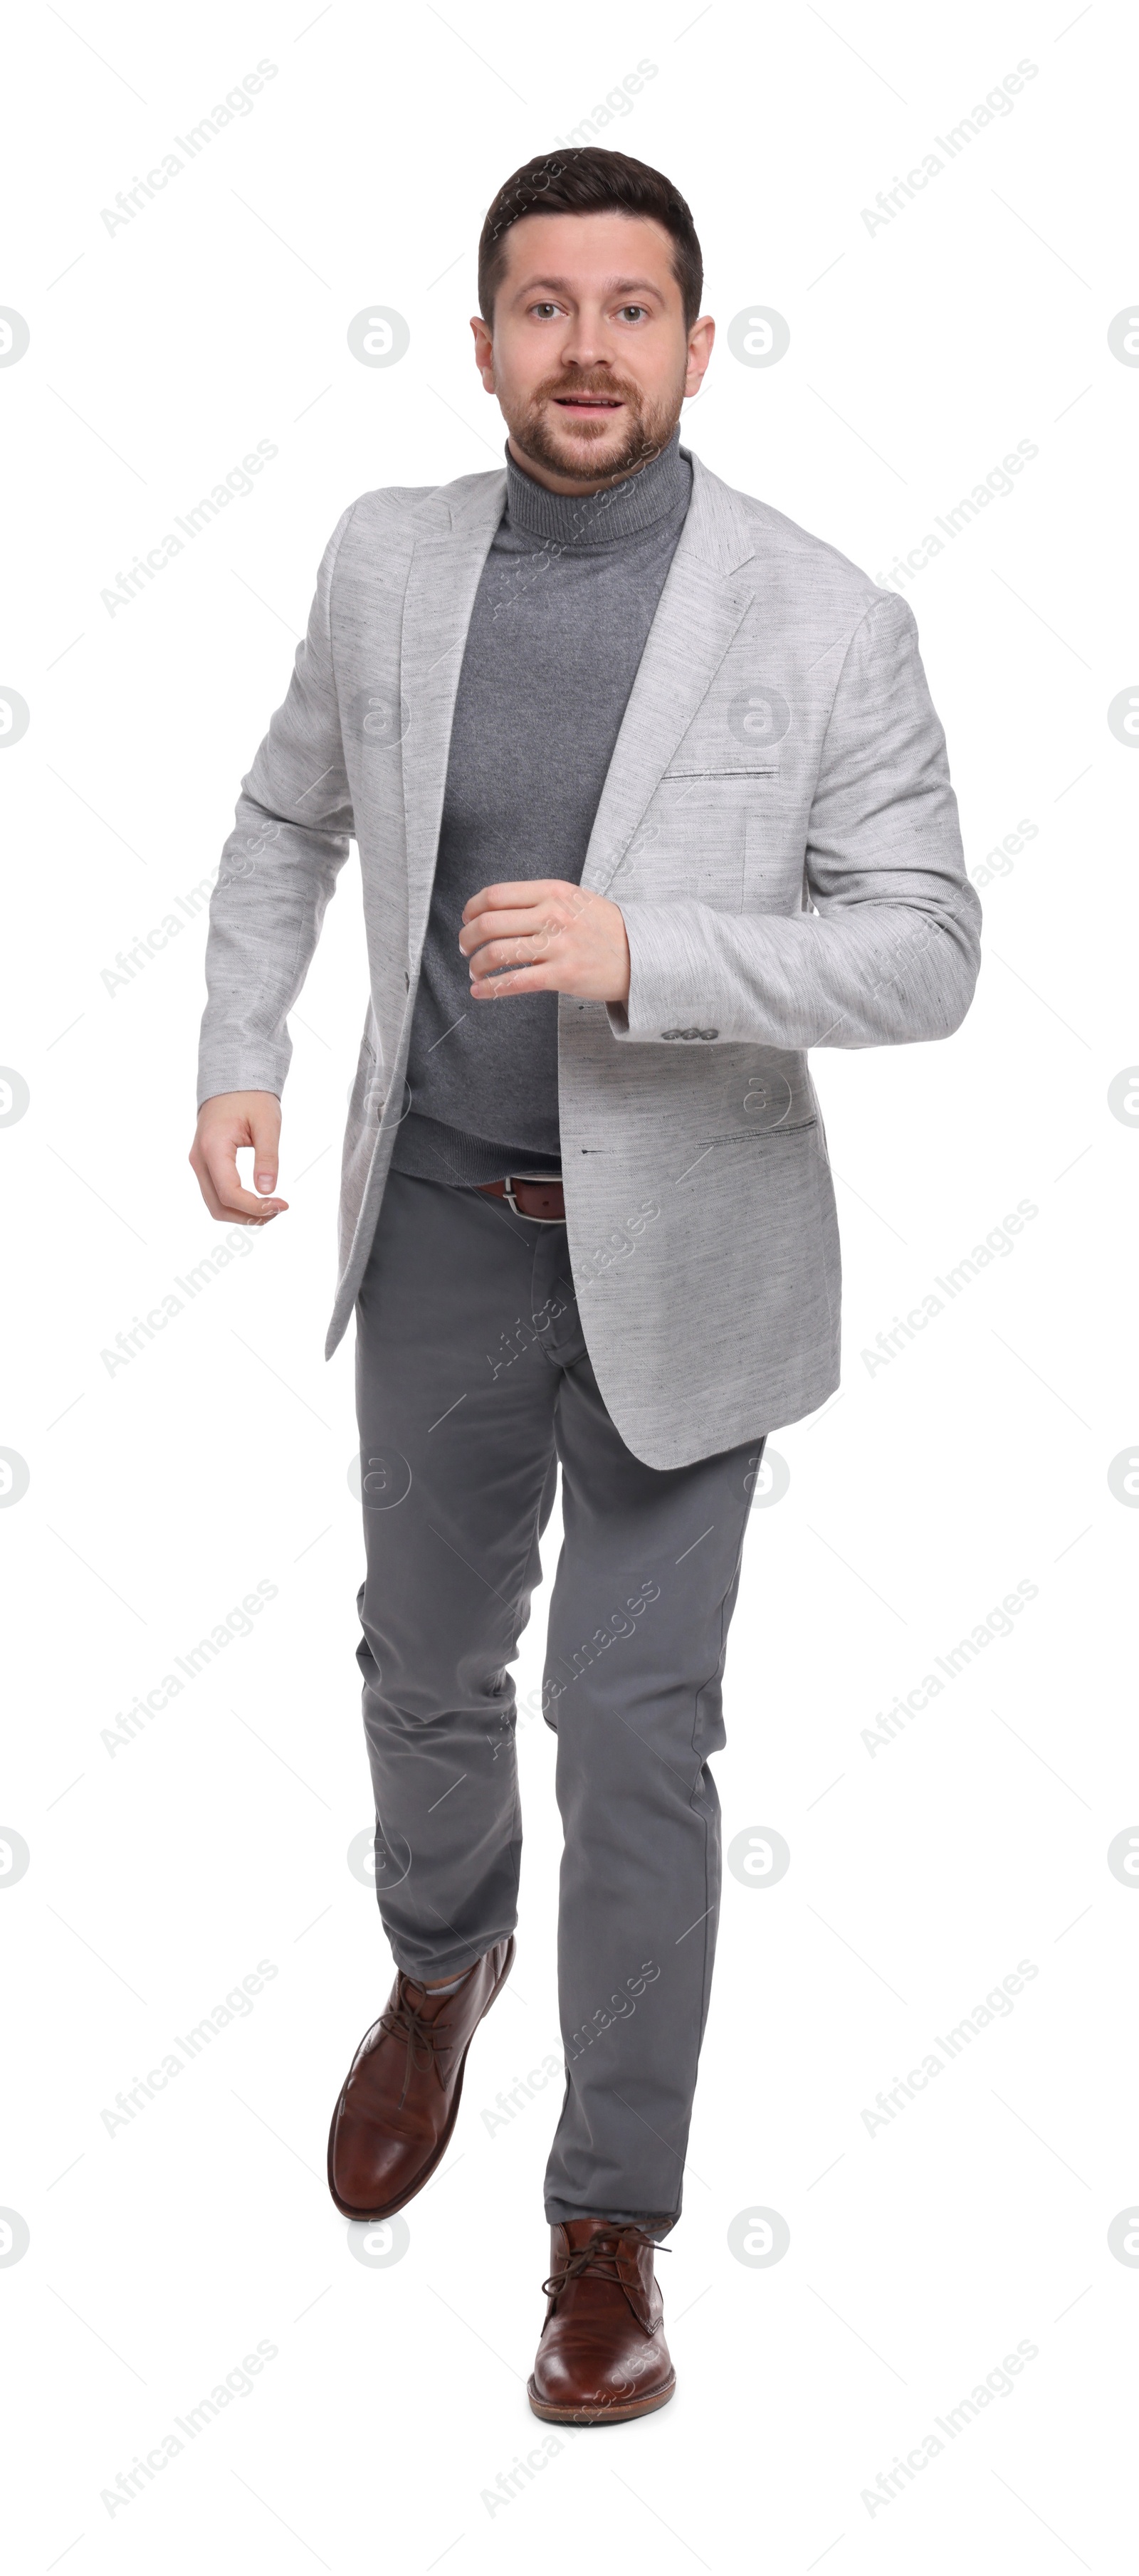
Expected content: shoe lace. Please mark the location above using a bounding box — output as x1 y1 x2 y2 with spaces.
377 1983 456 2110
541 2227 668 2304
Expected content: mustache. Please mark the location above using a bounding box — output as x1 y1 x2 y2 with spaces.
531 372 640 407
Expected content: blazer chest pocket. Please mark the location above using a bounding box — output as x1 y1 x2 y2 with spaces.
612 767 780 913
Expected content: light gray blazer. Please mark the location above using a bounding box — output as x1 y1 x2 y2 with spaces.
198 448 981 1468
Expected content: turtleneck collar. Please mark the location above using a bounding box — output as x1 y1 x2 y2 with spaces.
503 426 690 549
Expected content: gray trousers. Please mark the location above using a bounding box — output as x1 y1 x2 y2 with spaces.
354 1172 762 2235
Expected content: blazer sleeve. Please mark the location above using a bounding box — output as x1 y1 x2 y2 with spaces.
196 505 357 1108
607 590 982 1050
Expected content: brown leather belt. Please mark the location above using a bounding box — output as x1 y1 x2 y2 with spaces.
477 1174 566 1224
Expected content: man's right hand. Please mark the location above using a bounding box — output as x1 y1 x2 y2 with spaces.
189 1090 289 1225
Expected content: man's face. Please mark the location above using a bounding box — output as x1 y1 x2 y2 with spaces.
471 210 713 492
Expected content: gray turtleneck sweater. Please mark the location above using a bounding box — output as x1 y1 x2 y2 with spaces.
391 429 693 1187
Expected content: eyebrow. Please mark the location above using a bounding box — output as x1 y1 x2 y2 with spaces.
513 274 664 300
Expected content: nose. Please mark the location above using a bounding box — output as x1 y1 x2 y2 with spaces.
557 310 612 372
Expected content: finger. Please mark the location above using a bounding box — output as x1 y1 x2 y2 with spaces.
465 934 556 979
461 879 568 923
459 910 562 958
189 1152 234 1223
189 1139 285 1222
469 962 554 999
201 1135 287 1221
248 1098 280 1195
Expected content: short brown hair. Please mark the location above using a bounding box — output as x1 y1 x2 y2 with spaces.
478 147 703 332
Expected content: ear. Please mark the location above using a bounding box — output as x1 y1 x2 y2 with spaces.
471 313 495 390
683 314 715 399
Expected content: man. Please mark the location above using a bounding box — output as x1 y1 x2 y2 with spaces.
191 147 980 2424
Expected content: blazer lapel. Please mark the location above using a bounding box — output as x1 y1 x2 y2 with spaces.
399 471 506 938
580 454 757 897
396 452 756 927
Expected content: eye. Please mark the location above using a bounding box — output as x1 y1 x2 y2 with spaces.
530 302 560 319
617 305 649 322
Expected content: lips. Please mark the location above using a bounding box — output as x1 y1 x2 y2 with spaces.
553 396 622 409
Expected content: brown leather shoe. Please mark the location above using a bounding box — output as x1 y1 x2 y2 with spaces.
527 2219 676 2424
327 1938 515 2219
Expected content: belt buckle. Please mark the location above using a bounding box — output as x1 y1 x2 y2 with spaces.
503 1173 564 1225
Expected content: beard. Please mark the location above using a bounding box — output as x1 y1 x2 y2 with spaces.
505 366 684 487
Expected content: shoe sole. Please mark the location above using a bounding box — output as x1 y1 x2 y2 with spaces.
327 1935 516 2222
526 2371 676 2426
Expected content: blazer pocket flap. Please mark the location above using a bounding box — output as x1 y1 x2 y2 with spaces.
661 759 779 781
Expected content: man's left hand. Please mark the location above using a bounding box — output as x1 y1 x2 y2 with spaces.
460 879 631 1004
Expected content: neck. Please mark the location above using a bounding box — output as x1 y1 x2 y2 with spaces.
503 430 690 547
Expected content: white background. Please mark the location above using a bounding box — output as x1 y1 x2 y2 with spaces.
2 2 1137 2567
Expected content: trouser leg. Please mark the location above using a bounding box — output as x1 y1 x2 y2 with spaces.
537 1308 762 2237
352 1173 562 1982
